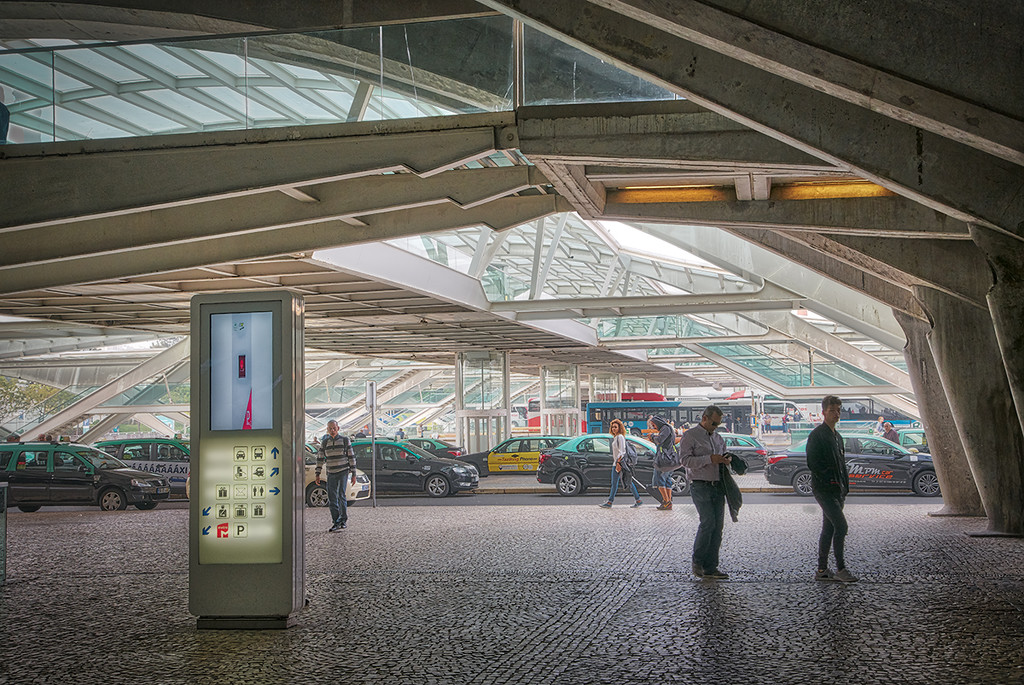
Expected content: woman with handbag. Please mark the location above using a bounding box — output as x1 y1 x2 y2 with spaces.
600 419 643 509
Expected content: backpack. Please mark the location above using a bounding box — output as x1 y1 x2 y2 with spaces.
622 439 639 468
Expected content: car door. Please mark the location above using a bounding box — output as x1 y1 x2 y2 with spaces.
381 444 425 491
49 450 96 503
575 437 613 485
7 449 51 503
844 436 905 489
487 439 519 473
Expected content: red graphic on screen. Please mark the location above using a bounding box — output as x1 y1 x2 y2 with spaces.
238 354 246 378
216 523 229 538
242 390 253 430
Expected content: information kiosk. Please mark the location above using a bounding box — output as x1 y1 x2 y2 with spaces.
189 291 304 629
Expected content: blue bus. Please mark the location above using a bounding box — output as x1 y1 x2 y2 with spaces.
585 399 757 436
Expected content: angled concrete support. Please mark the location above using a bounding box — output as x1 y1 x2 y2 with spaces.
916 286 1024 535
893 310 983 517
969 225 1024 440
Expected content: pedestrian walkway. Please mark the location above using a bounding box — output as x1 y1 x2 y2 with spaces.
3 500 1022 684
477 471 788 494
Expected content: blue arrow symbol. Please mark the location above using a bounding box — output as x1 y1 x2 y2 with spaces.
202 526 211 536
270 467 279 477
270 487 280 496
271 447 279 459
203 506 211 516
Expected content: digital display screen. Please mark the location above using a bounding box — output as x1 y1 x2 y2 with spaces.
209 312 274 431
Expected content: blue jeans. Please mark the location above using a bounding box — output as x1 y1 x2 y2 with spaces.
326 470 350 526
651 469 673 489
609 466 641 502
690 480 726 571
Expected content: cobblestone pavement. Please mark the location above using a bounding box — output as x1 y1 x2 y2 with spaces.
3 500 1023 684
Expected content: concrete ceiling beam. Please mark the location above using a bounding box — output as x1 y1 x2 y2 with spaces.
0 1 497 41
782 233 992 306
602 195 971 239
1 166 546 267
518 101 831 169
591 0 1023 165
481 0 1024 236
0 112 516 230
0 195 570 294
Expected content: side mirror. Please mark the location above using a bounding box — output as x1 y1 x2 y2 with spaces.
908 448 919 454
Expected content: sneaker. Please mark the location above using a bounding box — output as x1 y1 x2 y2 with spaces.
599 501 613 509
815 568 837 581
833 568 859 583
339 521 347 529
703 569 729 580
691 562 704 578
329 523 342 532
630 501 643 508
656 502 673 511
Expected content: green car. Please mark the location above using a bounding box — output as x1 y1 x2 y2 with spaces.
94 437 190 495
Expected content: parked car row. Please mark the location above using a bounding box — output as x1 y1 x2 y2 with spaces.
1 441 171 512
764 434 940 497
536 434 690 497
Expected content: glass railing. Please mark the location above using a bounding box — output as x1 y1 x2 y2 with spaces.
1 15 677 145
701 342 891 387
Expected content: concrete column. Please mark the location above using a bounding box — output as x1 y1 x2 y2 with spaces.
969 224 1024 438
893 310 984 517
915 286 1024 535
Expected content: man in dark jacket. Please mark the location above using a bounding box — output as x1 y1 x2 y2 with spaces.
649 415 677 510
806 395 858 583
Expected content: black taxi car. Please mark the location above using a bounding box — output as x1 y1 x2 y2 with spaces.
536 433 690 497
764 433 940 496
1 441 171 511
351 439 478 497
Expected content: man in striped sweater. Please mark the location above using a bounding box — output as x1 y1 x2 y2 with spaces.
315 420 357 532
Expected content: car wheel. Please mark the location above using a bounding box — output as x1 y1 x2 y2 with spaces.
630 427 642 437
792 471 813 496
306 483 329 507
425 474 451 498
134 501 158 510
99 487 128 511
17 504 41 512
555 471 583 496
912 470 941 497
670 472 690 496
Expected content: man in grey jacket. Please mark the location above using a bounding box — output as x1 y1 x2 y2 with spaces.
315 420 357 532
678 405 733 579
806 395 858 583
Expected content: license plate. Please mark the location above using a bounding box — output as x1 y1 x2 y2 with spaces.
157 487 169 493
360 485 369 492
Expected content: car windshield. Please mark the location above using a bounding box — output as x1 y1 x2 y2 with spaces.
401 443 440 459
74 446 129 469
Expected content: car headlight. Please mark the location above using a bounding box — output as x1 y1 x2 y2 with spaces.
130 478 153 488
452 466 469 476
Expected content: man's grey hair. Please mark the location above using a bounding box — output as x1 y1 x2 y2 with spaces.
703 405 723 419
821 395 842 411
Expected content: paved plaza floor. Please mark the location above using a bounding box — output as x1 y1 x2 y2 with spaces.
3 498 1024 684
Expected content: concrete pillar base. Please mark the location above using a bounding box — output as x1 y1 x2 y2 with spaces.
927 510 986 518
965 530 1024 538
